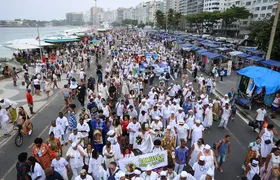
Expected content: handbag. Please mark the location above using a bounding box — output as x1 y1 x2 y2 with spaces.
272 168 280 177
264 140 272 144
252 173 261 180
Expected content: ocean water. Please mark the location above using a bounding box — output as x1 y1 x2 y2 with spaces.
0 27 71 58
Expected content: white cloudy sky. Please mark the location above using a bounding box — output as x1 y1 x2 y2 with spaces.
0 0 144 20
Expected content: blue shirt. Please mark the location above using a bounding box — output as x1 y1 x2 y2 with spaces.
183 101 192 114
175 147 189 164
218 140 229 156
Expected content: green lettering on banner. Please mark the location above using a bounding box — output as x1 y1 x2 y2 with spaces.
139 153 165 167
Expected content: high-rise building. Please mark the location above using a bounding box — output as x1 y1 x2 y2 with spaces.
66 12 84 26
90 7 103 25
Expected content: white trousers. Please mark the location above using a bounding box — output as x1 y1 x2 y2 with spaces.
174 162 185 174
71 166 83 180
1 121 8 134
219 118 229 128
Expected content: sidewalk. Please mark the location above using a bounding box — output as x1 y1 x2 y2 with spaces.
0 68 68 138
189 68 280 137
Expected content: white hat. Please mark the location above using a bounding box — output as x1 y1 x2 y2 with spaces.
71 142 77 148
200 94 205 99
107 130 115 136
134 169 141 175
189 109 193 112
180 171 188 178
206 168 214 176
160 171 167 176
179 107 183 110
155 116 160 120
179 120 184 125
141 99 146 102
171 111 175 114
252 159 259 165
0 98 3 101
158 100 162 103
205 144 211 150
146 165 153 171
224 94 228 97
195 119 201 124
145 123 149 128
98 93 102 96
189 82 192 85
209 103 213 107
167 125 171 130
199 156 206 161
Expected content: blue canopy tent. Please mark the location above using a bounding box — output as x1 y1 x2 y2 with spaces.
247 56 265 62
235 53 251 58
237 66 280 96
201 52 223 59
196 49 208 54
261 59 280 68
246 48 265 55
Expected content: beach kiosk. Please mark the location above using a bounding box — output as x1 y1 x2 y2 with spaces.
200 51 224 75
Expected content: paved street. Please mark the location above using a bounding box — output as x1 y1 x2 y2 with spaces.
0 49 278 180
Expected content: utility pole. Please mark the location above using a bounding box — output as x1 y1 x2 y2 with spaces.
36 25 43 61
166 12 168 32
266 0 280 60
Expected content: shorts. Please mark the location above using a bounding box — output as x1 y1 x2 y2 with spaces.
217 154 226 163
34 85 40 90
28 104 33 108
272 105 278 112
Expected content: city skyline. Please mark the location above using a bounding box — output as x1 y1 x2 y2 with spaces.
0 0 144 21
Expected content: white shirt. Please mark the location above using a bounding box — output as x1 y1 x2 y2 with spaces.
30 163 46 180
162 106 171 119
173 174 196 180
256 108 267 121
51 158 68 175
221 107 231 120
77 122 90 138
66 145 85 168
68 132 83 144
128 109 138 119
127 122 141 136
49 126 63 139
141 171 159 180
116 103 125 116
75 175 93 180
33 79 40 85
0 109 10 123
150 121 163 131
79 71 85 79
56 116 68 132
88 155 104 174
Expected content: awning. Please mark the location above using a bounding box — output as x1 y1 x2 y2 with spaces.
246 48 265 55
235 53 251 58
201 52 223 59
229 51 243 56
4 44 40 50
217 47 230 51
247 56 265 62
261 60 280 68
44 38 79 43
196 49 208 54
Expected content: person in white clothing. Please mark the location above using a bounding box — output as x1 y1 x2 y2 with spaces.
28 156 46 180
51 152 69 180
75 169 93 180
49 120 63 142
141 165 159 180
219 103 231 129
173 171 196 180
66 142 86 178
68 128 83 145
77 118 90 147
255 106 267 131
0 105 10 136
220 94 230 107
191 119 204 146
150 116 163 131
139 111 148 124
203 104 213 128
127 118 141 146
245 158 259 180
79 69 85 81
192 156 209 180
56 112 69 145
175 120 189 146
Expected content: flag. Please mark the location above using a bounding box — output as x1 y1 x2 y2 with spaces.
35 36 39 40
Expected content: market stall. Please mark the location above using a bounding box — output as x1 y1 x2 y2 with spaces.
237 66 280 107
261 60 280 72
200 51 224 75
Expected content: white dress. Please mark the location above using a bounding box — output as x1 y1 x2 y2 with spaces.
203 108 213 127
201 150 215 172
176 124 189 146
169 118 177 130
122 81 130 95
191 125 204 146
189 143 205 167
186 115 195 128
260 128 274 158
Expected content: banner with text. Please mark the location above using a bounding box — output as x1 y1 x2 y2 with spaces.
118 151 168 173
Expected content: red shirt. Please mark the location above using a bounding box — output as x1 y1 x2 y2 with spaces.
122 120 129 133
26 92 33 104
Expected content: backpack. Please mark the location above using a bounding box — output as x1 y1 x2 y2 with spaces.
165 73 170 79
63 90 70 98
212 139 223 150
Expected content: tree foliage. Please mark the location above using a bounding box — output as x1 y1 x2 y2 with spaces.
137 21 145 29
249 17 280 60
122 19 138 26
155 10 166 30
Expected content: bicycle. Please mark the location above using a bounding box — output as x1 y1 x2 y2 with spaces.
15 123 33 147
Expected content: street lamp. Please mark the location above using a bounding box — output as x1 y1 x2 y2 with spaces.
36 24 43 61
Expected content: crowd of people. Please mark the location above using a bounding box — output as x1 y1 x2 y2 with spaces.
0 28 277 180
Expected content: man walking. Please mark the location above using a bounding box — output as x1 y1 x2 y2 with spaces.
12 67 19 86
219 103 231 129
26 89 35 115
255 106 267 131
174 139 189 174
77 81 86 107
215 135 231 172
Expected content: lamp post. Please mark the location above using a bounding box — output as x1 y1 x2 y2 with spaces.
266 0 280 60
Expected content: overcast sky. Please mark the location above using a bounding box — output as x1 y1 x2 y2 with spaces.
0 0 144 21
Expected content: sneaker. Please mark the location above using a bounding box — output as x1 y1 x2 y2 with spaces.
219 167 223 172
28 130 32 135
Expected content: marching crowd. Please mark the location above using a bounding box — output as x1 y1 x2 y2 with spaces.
0 28 277 180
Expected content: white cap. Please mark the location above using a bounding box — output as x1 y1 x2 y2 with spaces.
224 94 228 97
200 94 205 99
199 156 206 161
195 119 201 124
141 99 146 102
171 111 175 114
179 120 184 125
167 125 171 130
252 159 259 165
158 100 162 103
134 169 141 175
209 103 213 107
155 116 160 120
206 168 214 176
107 130 115 136
98 93 102 96
205 144 211 150
160 171 167 176
180 171 188 178
71 142 77 148
146 165 153 171
179 107 183 110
